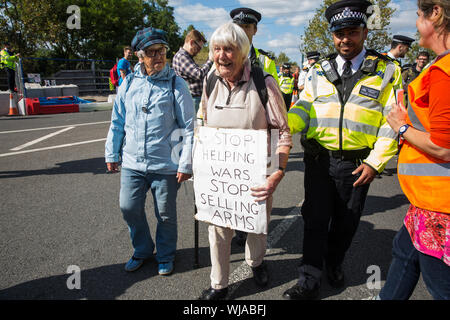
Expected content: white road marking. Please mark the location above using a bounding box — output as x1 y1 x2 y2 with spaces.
0 138 106 158
0 121 110 135
10 126 75 151
227 201 303 297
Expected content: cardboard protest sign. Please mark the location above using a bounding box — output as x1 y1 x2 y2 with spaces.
193 127 268 234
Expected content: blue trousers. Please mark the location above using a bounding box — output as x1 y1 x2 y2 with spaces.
119 168 179 263
379 225 450 300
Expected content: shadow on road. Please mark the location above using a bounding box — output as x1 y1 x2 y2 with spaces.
364 194 409 216
0 246 211 300
0 157 107 178
230 218 397 300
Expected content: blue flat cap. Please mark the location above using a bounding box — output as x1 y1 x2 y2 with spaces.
325 0 373 32
131 27 168 52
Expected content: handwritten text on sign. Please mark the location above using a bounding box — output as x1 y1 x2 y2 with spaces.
193 127 268 234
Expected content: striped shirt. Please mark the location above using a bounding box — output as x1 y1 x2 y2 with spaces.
172 47 213 97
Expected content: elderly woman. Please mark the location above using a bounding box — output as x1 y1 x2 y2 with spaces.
198 22 292 300
105 27 194 276
378 0 450 300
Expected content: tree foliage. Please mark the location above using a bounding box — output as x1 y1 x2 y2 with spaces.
300 0 395 57
0 0 183 61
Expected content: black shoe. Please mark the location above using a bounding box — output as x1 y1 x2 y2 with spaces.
282 283 320 300
326 264 345 288
252 262 269 287
199 287 228 300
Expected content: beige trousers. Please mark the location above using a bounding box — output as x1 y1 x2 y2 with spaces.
208 196 273 289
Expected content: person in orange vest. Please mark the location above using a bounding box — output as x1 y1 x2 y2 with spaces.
378 0 450 300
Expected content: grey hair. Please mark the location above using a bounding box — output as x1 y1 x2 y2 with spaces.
209 22 250 60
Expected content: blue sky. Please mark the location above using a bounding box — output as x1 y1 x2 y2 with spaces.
168 0 419 64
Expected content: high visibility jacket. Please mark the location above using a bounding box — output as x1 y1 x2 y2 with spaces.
254 47 278 83
278 74 294 94
288 50 402 172
397 53 450 213
0 49 19 71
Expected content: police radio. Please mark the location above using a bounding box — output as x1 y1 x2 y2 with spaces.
321 60 339 84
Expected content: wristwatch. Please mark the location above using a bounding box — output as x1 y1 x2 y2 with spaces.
398 124 410 136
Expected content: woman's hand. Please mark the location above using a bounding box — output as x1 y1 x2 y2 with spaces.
250 170 284 202
106 162 119 173
386 102 408 133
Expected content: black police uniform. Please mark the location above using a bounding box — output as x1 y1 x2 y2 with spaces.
283 0 377 300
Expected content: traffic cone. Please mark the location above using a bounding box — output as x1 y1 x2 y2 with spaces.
8 93 19 116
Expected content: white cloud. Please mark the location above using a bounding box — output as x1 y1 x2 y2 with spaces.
267 32 300 48
238 0 317 26
174 4 229 30
388 0 418 36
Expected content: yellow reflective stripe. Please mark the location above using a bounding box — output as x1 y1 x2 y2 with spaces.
378 126 398 140
288 112 308 135
347 94 382 111
292 99 312 112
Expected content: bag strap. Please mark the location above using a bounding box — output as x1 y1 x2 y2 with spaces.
205 66 270 109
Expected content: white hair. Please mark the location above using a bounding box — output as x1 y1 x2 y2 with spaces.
209 22 250 60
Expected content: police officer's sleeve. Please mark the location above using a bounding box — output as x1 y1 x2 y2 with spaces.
287 68 315 135
264 56 279 84
363 67 400 172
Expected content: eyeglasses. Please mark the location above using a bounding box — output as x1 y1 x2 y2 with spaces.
144 46 167 58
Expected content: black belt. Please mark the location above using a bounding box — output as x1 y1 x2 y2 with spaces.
323 147 370 160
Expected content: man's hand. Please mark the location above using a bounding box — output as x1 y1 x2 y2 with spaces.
352 163 377 187
250 170 284 202
106 162 119 173
177 172 192 183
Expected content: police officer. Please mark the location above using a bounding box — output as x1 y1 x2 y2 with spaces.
0 42 20 93
298 51 321 92
384 35 415 67
283 0 401 300
230 7 279 83
278 63 295 111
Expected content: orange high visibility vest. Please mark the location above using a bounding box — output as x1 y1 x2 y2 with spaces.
397 52 450 213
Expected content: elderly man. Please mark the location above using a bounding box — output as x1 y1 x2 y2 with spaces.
197 22 292 300
284 0 401 299
105 27 195 276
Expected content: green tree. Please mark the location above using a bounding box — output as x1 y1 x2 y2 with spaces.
299 0 395 57
0 0 183 61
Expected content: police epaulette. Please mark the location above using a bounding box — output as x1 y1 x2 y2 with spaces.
257 48 275 60
325 52 339 61
366 49 390 62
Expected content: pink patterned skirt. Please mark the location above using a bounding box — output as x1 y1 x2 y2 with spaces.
404 204 450 266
